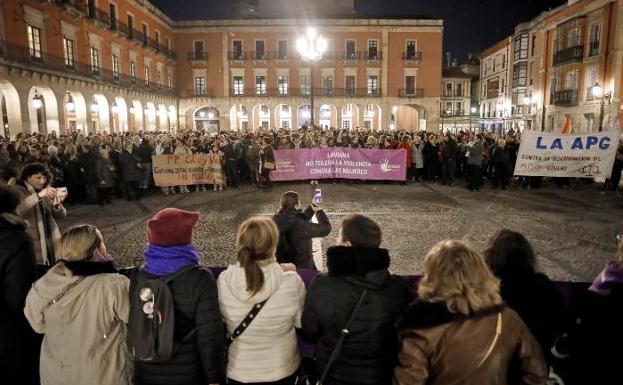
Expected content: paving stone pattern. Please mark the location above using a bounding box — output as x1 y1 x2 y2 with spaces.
58 182 623 282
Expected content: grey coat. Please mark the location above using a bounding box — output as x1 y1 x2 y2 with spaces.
96 158 116 188
411 143 425 168
467 141 484 166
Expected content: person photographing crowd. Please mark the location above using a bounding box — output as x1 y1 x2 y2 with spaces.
8 163 66 275
273 191 331 270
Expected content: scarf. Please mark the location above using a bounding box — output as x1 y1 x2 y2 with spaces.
63 260 117 276
144 243 199 276
589 261 623 295
24 182 61 265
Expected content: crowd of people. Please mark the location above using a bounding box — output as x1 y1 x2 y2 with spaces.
2 126 622 203
1 180 622 385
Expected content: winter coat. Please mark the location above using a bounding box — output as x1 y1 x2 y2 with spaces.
394 302 547 385
63 157 84 187
397 143 412 166
24 264 132 385
272 207 331 269
217 262 306 383
424 142 439 165
497 272 568 364
118 149 142 182
78 147 98 185
467 140 484 166
0 213 38 384
566 262 623 385
133 266 225 385
96 158 116 188
443 139 458 162
135 141 154 164
493 145 511 165
261 145 275 170
411 143 424 168
8 180 66 265
302 246 411 385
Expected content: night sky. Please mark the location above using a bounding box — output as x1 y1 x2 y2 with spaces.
151 0 566 61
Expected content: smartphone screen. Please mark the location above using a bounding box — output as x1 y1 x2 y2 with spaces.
56 187 68 199
312 188 322 205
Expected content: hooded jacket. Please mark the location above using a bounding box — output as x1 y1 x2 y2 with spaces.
302 246 411 385
273 207 331 269
394 301 547 385
217 261 306 382
24 263 131 385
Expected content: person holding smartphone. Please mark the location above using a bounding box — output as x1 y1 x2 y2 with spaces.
272 190 331 270
8 163 66 275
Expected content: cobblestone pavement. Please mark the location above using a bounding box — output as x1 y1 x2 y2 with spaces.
58 181 623 282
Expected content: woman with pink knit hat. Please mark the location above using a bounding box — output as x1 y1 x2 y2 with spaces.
130 208 225 385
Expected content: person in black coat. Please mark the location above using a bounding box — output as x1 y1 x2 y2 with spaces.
483 229 569 366
119 141 142 201
442 135 458 186
302 214 411 385
492 138 511 189
0 186 39 385
273 191 331 269
423 134 440 182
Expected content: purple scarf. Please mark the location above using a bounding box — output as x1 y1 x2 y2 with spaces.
589 261 623 295
144 243 199 276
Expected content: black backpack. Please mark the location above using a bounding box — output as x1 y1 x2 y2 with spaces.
127 265 197 362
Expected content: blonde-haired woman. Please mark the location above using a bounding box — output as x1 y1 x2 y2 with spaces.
217 216 305 385
24 225 131 385
394 240 547 385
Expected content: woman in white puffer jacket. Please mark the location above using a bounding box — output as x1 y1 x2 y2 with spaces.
218 216 306 385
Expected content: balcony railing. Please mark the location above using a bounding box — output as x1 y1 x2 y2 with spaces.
0 41 176 96
251 51 268 60
486 90 500 99
442 91 465 98
342 51 361 60
399 88 425 98
228 88 381 97
589 41 600 57
228 51 247 60
188 89 213 97
441 110 466 118
55 0 88 15
88 8 110 27
552 89 578 106
270 51 290 60
402 51 422 61
188 51 208 61
364 51 383 61
553 45 583 66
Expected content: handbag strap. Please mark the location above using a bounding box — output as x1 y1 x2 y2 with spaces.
226 298 269 346
477 312 503 368
318 290 368 385
40 276 85 320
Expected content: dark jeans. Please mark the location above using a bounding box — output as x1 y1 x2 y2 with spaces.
228 373 297 385
225 159 240 187
85 184 98 203
125 180 140 200
443 159 456 185
494 162 509 189
468 164 481 191
260 168 272 188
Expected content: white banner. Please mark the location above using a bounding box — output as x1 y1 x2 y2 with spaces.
514 130 619 178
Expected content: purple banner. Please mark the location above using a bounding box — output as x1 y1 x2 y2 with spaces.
270 148 407 181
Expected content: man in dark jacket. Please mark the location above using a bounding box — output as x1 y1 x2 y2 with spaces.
135 137 154 190
273 191 331 269
442 135 458 186
0 185 38 385
302 214 411 385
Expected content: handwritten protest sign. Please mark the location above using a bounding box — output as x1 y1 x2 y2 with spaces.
270 148 407 181
152 154 222 186
514 130 619 178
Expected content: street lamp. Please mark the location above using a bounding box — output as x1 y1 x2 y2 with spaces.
592 83 612 131
65 92 75 112
32 91 42 110
297 27 327 127
90 99 99 113
470 106 477 132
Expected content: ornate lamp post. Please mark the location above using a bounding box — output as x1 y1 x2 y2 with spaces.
470 106 477 132
297 28 327 127
592 83 612 131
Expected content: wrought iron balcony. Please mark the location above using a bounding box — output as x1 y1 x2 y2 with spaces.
402 51 422 61
552 89 578 106
342 51 361 60
364 51 383 61
251 51 268 60
228 51 247 60
553 45 583 66
227 88 381 97
399 88 425 97
188 51 208 61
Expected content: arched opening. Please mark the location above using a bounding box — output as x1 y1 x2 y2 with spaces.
319 104 337 129
129 100 143 132
362 104 382 130
275 104 292 129
62 91 87 134
252 104 270 130
194 106 220 134
394 104 426 132
229 104 249 131
90 94 110 134
168 105 177 132
28 86 59 134
157 104 169 131
297 104 311 128
0 80 22 138
144 102 157 131
341 104 360 130
110 97 128 133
